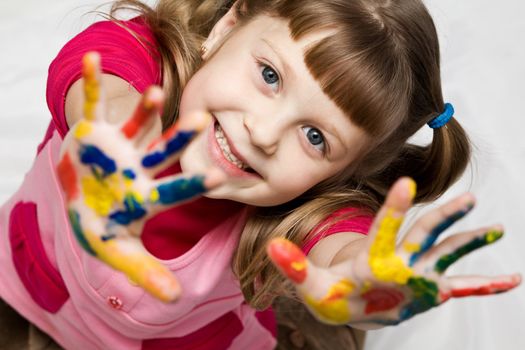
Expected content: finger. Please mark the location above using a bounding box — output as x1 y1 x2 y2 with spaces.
121 86 164 143
442 274 521 301
367 177 416 284
141 111 211 175
82 51 105 122
267 238 355 324
425 227 504 274
401 193 475 267
68 208 181 302
148 168 226 211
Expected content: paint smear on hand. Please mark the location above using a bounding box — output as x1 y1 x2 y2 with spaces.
82 53 100 121
57 153 79 201
434 230 503 273
267 238 307 284
450 276 521 298
369 209 413 284
81 174 123 216
304 279 354 324
362 288 405 314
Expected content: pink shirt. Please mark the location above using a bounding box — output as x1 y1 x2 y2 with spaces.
0 18 372 349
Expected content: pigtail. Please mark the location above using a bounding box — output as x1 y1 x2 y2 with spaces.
365 114 471 205
413 116 471 203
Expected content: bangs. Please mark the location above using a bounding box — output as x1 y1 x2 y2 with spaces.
276 0 414 140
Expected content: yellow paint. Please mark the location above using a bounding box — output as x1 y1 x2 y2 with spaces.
291 261 307 273
74 120 93 139
369 209 413 284
124 191 144 210
360 280 373 294
149 189 160 203
82 174 124 216
403 242 421 253
82 55 99 121
83 228 178 302
304 279 354 324
486 230 502 243
407 178 417 200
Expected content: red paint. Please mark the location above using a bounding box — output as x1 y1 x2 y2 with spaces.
451 280 520 298
122 104 150 138
362 288 405 314
267 238 307 284
57 153 78 201
439 291 451 303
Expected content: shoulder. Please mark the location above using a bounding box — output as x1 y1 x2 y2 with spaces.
304 207 374 267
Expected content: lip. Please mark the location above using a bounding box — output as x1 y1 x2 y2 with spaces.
207 118 261 179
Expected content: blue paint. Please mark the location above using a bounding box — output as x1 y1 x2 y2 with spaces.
122 169 136 180
155 176 206 205
79 145 117 176
141 152 166 168
101 233 117 241
109 193 147 225
409 204 473 266
165 130 195 155
141 130 196 168
68 209 97 256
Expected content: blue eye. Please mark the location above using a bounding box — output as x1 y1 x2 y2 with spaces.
261 65 280 90
302 126 325 152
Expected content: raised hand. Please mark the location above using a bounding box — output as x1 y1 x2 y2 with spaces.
56 52 222 302
267 178 521 325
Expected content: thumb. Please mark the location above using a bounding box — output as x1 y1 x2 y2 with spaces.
267 238 355 324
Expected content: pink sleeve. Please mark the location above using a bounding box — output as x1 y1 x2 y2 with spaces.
302 207 373 255
46 17 162 138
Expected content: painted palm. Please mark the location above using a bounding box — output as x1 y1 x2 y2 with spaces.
268 178 521 325
57 52 218 302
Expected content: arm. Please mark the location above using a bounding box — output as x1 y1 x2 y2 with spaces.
57 53 223 302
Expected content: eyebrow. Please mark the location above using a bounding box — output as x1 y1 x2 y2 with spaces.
261 38 296 81
262 38 348 155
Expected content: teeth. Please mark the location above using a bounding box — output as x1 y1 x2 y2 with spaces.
215 124 250 170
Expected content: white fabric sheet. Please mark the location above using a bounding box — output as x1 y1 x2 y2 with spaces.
0 1 523 349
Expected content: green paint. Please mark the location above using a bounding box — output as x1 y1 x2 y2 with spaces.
68 209 97 256
399 277 439 321
434 230 503 273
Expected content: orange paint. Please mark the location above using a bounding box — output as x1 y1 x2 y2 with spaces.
267 238 307 284
57 153 79 201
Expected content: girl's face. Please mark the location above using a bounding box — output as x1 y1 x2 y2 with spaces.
179 15 366 206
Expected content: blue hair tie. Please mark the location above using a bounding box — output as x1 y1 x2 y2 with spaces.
428 103 454 129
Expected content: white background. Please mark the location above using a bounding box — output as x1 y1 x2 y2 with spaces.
0 1 523 349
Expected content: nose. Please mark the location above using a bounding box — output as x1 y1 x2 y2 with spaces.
243 113 281 155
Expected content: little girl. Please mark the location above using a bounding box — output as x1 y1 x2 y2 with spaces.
0 0 520 349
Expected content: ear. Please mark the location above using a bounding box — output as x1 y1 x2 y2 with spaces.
202 4 239 58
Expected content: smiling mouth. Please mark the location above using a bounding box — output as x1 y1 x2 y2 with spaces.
214 123 257 174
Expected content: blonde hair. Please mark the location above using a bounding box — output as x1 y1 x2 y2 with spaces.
109 0 470 312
